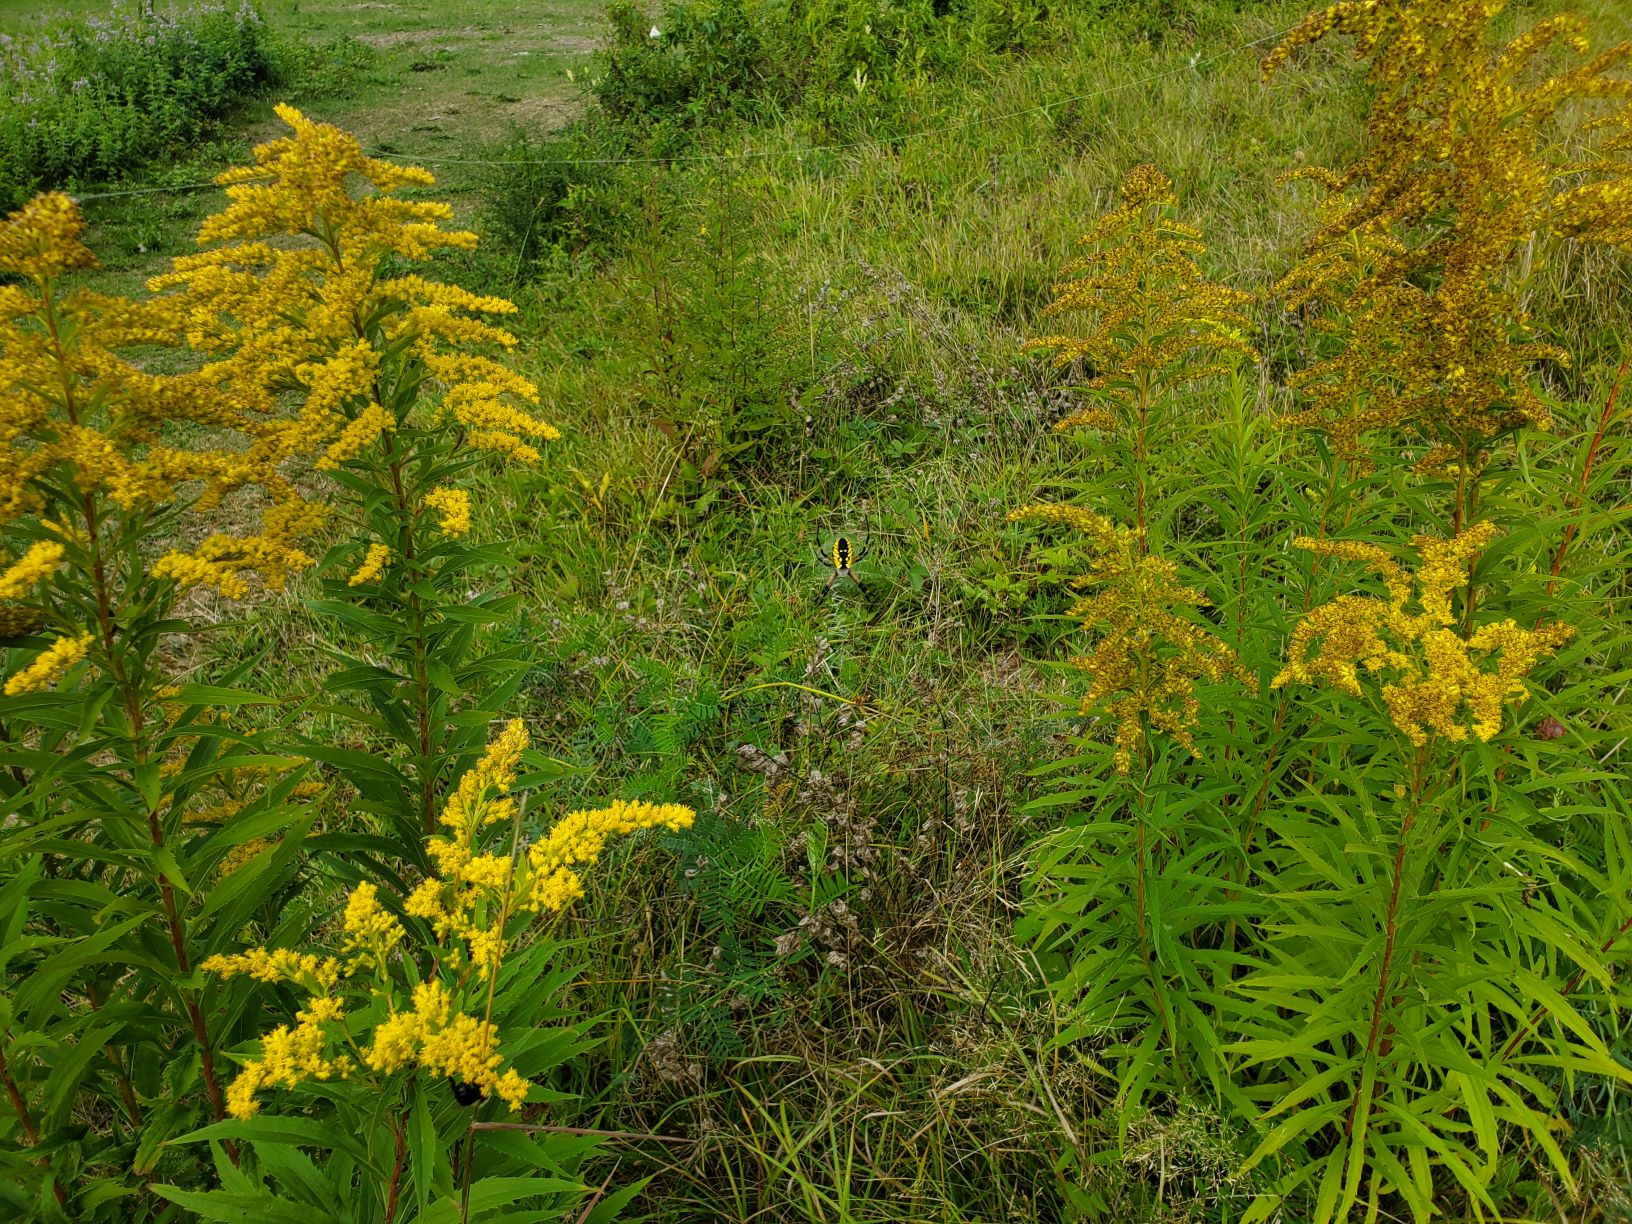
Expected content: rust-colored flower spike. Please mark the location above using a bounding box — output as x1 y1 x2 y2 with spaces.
1273 524 1574 747
1272 234 1565 474
1024 164 1256 434
1263 1 1631 476
149 104 560 485
0 193 320 617
1008 503 1256 773
1553 102 1632 250
1264 1 1631 276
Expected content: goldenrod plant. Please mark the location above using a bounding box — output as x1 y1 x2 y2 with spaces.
171 721 692 1219
1263 0 1632 524
1024 164 1255 545
0 193 324 1208
1013 3 1632 1218
153 107 561 856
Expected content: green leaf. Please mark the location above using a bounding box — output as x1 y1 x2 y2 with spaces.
409 1079 436 1218
408 1176 583 1224
148 1185 339 1224
171 1117 375 1169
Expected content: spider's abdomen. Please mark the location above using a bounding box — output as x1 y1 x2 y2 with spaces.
834 537 852 569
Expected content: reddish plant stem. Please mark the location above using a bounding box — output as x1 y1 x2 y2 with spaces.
79 497 231 1131
3 1034 68 1209
1547 349 1630 597
0 1043 40 1144
1345 751 1423 1139
1499 909 1632 1066
383 1113 407 1224
57 313 233 1136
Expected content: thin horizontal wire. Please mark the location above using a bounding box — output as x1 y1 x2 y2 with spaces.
398 22 1299 168
69 21 1296 203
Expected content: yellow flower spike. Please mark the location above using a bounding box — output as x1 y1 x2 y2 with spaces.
0 192 97 280
0 541 65 600
347 542 392 587
422 487 472 537
1011 505 1253 774
1260 3 1631 469
1023 165 1257 436
340 882 405 973
211 721 689 1119
1 194 322 585
522 800 697 914
1275 526 1572 745
4 631 94 697
202 947 343 993
440 719 529 840
152 107 559 475
316 401 393 472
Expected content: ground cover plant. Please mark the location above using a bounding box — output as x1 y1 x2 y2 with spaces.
1 0 1632 1220
0 1 291 207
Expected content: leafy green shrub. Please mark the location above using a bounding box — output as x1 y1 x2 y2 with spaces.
477 119 648 264
0 1 281 206
594 0 1049 131
268 33 379 101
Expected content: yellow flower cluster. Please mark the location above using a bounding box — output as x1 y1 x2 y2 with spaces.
1009 503 1255 773
1274 524 1573 745
347 542 392 587
1263 1 1631 467
522 799 697 913
149 105 560 475
340 881 405 973
222 996 353 1121
423 486 472 536
0 541 63 600
4 630 93 696
1553 103 1632 251
363 980 529 1110
1024 165 1256 434
207 721 693 1120
0 193 321 598
203 947 343 993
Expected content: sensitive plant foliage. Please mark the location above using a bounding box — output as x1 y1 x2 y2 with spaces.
1008 502 1253 773
1275 524 1574 746
1025 164 1255 435
1262 0 1632 502
205 720 694 1121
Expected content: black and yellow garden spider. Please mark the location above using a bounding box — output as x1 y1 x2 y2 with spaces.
820 530 870 593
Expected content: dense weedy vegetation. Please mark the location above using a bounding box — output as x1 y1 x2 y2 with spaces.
0 1 372 208
2 0 1632 1220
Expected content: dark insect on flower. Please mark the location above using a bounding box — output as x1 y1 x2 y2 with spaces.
1534 716 1567 741
448 1077 485 1106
